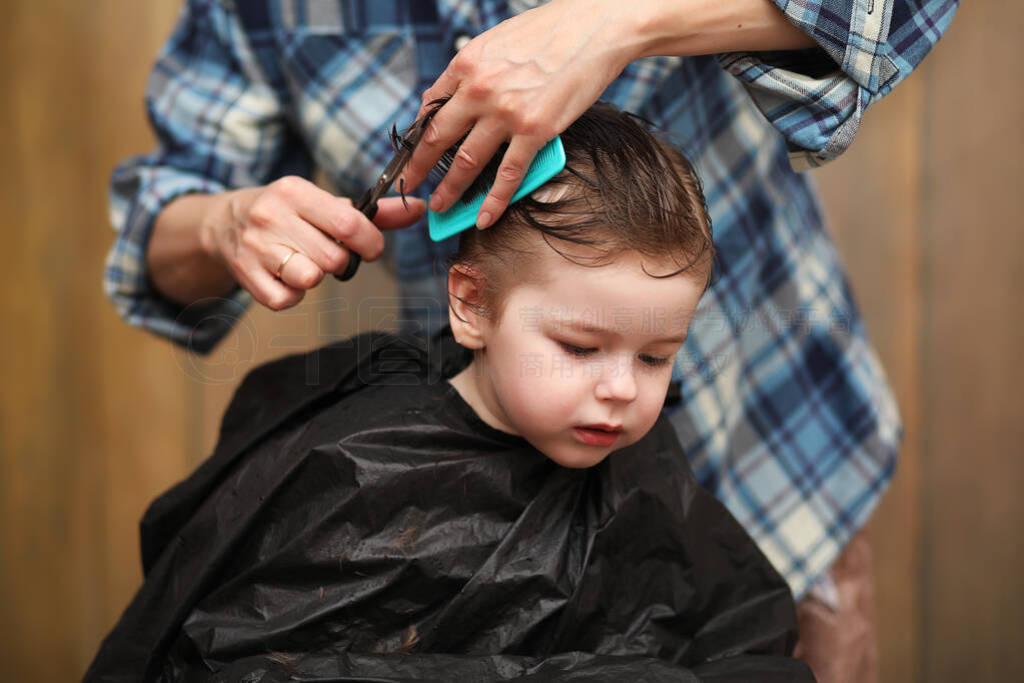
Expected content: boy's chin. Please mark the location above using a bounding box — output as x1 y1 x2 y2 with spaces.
533 441 619 469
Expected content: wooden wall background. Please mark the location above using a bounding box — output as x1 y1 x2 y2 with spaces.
1 1 1020 680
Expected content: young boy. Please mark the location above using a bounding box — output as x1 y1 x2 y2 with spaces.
85 106 813 682
444 103 713 469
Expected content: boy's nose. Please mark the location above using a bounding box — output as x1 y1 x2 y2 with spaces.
594 356 638 403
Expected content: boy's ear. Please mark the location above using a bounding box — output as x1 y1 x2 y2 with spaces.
447 265 487 350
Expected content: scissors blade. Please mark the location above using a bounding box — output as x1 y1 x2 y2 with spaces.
355 123 422 211
337 111 439 281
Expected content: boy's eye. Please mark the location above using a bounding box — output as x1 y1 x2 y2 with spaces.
558 341 597 357
639 354 671 368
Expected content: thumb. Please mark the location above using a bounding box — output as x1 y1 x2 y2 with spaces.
373 196 427 230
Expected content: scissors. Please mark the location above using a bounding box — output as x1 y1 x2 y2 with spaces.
334 107 440 282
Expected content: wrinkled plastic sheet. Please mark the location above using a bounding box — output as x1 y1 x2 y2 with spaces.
211 651 810 682
85 332 814 682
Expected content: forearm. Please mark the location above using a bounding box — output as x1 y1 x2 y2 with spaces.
626 0 817 60
147 191 249 306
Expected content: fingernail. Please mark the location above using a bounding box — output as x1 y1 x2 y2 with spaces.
476 211 492 229
429 194 444 212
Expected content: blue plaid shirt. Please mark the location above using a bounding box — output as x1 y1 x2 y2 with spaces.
106 0 957 598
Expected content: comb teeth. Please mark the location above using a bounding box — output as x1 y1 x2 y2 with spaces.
428 151 454 183
427 135 566 242
432 135 512 204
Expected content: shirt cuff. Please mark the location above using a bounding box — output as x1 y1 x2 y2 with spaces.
104 162 252 354
718 0 900 169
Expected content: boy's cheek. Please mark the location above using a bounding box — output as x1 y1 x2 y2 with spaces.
508 351 576 388
510 374 577 415
631 381 673 431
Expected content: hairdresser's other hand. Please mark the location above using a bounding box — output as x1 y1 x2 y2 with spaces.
201 176 425 311
400 0 639 228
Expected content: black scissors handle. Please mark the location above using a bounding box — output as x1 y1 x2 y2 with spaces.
334 188 378 281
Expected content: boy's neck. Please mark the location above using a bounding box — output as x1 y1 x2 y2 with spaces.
449 358 520 436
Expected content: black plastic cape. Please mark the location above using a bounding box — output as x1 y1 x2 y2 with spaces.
85 330 814 682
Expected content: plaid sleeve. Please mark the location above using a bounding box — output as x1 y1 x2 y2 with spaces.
718 0 959 170
104 0 310 353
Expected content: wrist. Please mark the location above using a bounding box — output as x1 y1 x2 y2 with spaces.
198 187 250 266
587 0 660 70
148 190 240 306
626 0 695 61
197 192 227 265
539 0 650 74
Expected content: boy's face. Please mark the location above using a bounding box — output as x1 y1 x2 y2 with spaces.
449 247 705 468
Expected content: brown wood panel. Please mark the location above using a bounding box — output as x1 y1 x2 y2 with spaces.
0 3 107 678
813 71 925 683
0 1 185 679
920 2 1024 681
86 0 190 643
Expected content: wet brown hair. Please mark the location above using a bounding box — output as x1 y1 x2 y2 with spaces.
435 102 714 321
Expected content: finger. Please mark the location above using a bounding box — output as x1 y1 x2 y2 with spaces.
372 196 426 230
261 243 323 288
414 65 463 119
276 248 325 290
427 121 507 214
292 195 387 262
282 215 352 275
475 135 546 228
400 92 479 193
235 250 305 312
274 180 393 263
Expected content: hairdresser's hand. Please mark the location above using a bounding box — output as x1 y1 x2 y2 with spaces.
199 177 425 311
399 0 640 228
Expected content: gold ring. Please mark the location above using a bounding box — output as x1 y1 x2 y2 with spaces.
276 249 297 279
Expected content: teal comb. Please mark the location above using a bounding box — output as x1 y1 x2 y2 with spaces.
428 136 566 242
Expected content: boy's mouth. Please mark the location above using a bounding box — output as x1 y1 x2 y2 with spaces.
573 424 623 447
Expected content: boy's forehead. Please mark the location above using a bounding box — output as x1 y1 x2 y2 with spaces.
512 249 700 339
540 308 692 341
526 237 696 287
519 225 707 279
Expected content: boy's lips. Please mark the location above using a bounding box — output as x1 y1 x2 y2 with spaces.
573 424 623 447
